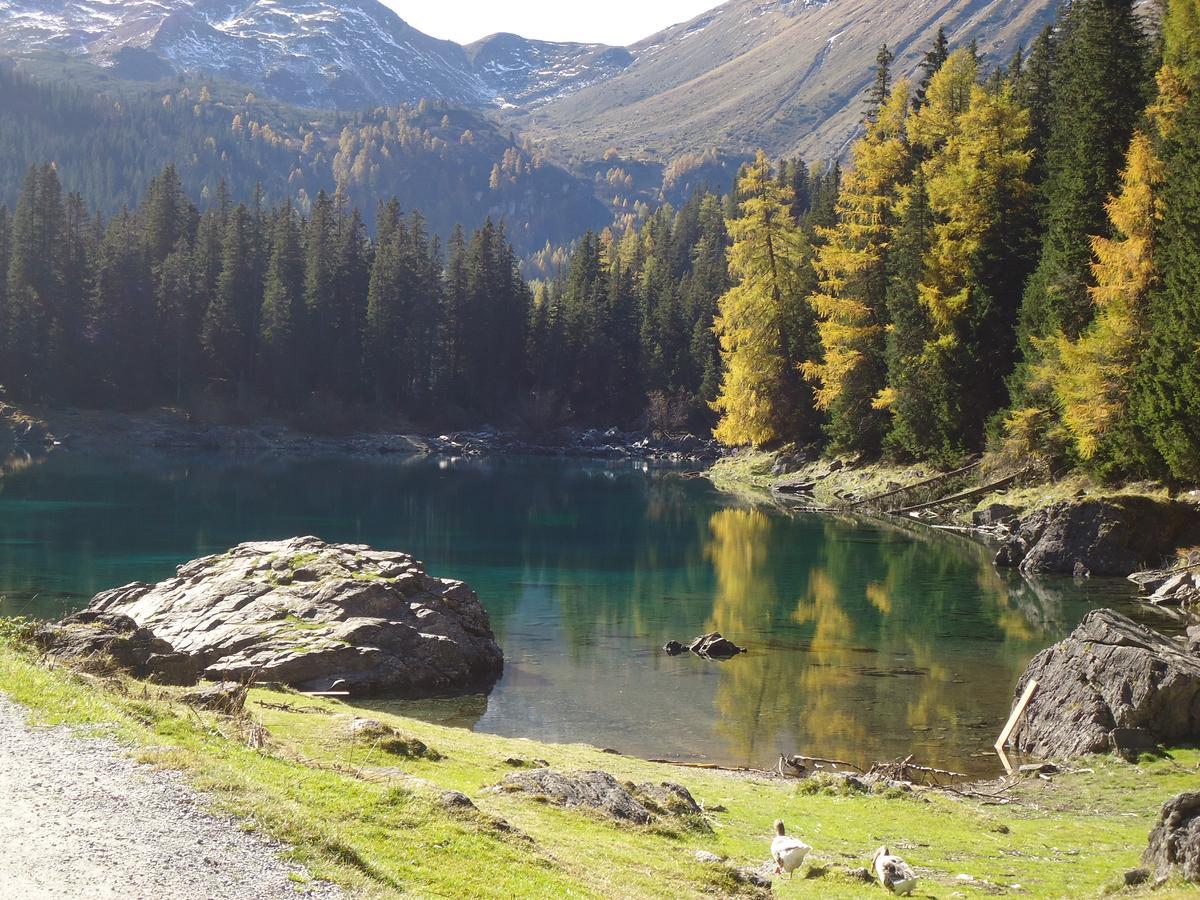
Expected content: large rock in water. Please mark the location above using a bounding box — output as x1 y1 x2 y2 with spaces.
1009 609 1200 759
995 497 1200 577
86 536 503 696
1144 792 1200 883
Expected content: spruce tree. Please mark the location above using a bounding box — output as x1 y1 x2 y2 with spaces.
880 171 936 459
914 26 950 110
1037 131 1162 474
1016 0 1149 355
5 165 64 400
257 203 305 402
90 209 152 404
1132 0 1200 479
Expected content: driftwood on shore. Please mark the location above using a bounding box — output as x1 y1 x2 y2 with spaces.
845 459 982 510
888 471 1025 516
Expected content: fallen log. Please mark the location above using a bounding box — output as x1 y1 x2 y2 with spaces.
844 459 982 510
889 471 1025 516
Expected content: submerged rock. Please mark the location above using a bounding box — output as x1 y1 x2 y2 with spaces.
1144 792 1200 883
687 632 745 659
995 497 1200 577
85 536 503 697
33 610 201 684
491 769 703 826
1009 609 1200 759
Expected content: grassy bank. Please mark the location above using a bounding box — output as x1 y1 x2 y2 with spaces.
1 631 1196 898
706 450 1181 528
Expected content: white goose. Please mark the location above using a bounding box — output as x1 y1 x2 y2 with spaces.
872 846 919 895
770 820 812 876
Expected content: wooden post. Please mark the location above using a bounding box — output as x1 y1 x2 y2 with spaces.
995 679 1038 753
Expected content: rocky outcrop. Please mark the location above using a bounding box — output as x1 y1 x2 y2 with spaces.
1144 792 1200 883
85 537 503 697
33 611 202 684
995 497 1200 577
1008 610 1200 759
492 770 703 826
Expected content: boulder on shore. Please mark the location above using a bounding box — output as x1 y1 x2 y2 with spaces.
83 536 503 696
995 497 1200 577
1008 609 1200 759
1144 792 1200 883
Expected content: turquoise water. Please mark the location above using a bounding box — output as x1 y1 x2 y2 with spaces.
0 450 1145 774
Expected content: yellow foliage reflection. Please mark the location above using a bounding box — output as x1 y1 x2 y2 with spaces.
703 507 1066 769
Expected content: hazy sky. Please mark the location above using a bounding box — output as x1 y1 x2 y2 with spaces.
381 1 719 46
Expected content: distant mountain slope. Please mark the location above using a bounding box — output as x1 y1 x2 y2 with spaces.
0 0 486 107
523 0 1059 161
0 0 634 111
0 62 610 256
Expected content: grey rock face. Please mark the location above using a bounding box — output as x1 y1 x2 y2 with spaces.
1144 792 1200 883
1009 610 1200 759
995 497 1200 576
87 536 503 697
493 770 702 826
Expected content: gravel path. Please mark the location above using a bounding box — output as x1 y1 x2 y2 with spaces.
0 694 342 899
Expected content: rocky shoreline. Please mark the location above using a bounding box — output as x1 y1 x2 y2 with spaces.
1 404 728 467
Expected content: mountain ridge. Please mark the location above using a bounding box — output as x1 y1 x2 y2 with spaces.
0 0 1061 161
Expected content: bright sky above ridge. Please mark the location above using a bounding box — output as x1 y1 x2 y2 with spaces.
381 1 719 46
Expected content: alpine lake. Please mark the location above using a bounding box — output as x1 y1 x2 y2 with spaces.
0 448 1154 777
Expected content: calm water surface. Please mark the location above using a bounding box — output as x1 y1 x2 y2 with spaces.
0 450 1149 775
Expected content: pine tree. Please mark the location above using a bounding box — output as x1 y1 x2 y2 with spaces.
712 152 818 447
802 81 912 455
1132 0 1200 479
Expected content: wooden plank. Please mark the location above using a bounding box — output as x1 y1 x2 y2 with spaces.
995 679 1038 752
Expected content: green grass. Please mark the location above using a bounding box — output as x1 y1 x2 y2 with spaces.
1 636 1197 898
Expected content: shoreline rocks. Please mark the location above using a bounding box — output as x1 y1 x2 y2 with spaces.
995 497 1200 577
1008 609 1200 760
79 536 503 697
422 427 727 464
